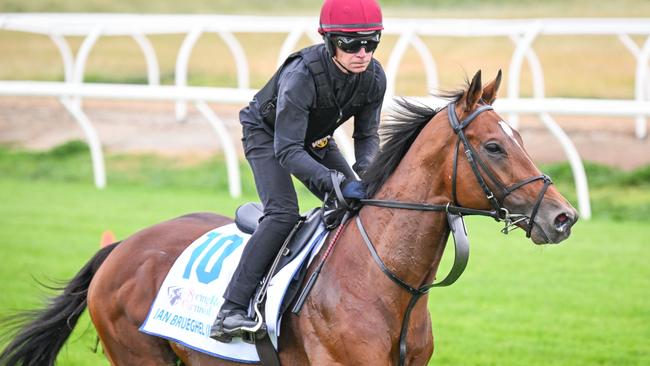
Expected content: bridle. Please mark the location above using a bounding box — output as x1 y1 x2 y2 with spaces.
447 101 553 238
352 101 553 366
361 101 553 239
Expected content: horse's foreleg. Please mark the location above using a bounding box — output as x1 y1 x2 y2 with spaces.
295 304 395 365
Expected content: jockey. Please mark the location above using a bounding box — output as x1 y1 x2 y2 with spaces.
211 0 387 342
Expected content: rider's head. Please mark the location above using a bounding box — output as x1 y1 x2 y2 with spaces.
318 0 383 73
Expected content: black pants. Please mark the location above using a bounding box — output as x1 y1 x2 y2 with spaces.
223 124 355 307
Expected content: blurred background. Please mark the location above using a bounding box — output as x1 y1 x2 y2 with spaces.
1 1 649 365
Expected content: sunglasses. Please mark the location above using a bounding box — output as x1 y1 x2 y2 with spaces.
334 35 380 54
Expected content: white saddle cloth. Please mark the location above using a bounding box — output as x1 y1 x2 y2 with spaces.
139 222 328 363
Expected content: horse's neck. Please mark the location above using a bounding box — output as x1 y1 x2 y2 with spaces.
360 121 453 288
358 207 450 288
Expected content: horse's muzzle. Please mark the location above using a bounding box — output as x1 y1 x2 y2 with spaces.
532 205 579 244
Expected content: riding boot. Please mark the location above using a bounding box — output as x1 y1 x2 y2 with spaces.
210 300 258 343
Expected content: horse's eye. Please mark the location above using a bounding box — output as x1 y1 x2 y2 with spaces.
485 142 504 155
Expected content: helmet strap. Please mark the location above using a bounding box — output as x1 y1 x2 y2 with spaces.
323 33 353 74
332 55 353 74
323 34 335 56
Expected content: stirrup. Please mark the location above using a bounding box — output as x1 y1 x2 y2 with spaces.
211 315 266 344
239 303 264 334
241 323 268 344
213 302 264 343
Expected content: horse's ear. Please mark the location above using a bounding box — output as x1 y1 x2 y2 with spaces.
482 69 502 105
464 70 483 112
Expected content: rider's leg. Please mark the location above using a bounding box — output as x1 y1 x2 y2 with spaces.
211 126 300 342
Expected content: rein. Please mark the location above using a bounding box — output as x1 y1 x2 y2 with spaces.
360 198 499 218
355 213 468 366
354 101 554 366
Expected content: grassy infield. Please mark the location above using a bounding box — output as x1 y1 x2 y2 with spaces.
1 1 650 365
1 144 649 366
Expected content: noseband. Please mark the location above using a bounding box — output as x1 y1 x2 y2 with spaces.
355 101 553 366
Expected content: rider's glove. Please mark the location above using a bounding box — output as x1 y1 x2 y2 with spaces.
341 179 367 200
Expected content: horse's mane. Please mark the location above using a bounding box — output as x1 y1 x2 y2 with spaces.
363 89 465 197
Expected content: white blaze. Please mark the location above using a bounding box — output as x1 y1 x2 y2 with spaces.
498 120 519 147
498 120 535 166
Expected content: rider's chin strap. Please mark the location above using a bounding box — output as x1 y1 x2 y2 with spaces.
332 56 354 74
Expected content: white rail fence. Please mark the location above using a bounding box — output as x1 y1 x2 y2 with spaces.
2 14 650 219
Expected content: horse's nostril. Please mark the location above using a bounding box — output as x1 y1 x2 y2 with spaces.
554 213 572 232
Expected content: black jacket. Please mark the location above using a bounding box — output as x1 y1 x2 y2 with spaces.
240 44 387 193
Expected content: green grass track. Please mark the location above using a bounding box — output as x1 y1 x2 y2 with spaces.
0 146 648 365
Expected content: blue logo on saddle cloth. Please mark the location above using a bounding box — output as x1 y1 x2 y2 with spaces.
139 222 327 363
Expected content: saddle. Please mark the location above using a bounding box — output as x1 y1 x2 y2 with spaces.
235 202 322 282
235 202 324 313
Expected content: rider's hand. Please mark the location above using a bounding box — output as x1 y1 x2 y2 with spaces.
341 179 367 200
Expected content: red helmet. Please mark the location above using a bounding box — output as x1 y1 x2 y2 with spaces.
318 0 383 35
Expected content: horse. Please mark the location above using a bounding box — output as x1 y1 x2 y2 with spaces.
0 70 577 366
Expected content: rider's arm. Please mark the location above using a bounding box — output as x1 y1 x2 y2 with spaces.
273 62 336 194
352 64 387 176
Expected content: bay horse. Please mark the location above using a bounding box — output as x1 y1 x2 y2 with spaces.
0 70 577 366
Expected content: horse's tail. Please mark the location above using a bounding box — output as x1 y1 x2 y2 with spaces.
0 242 120 366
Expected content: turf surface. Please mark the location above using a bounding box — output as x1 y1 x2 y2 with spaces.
0 150 648 365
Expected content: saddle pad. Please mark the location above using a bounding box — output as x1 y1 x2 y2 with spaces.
139 222 328 363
